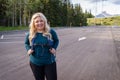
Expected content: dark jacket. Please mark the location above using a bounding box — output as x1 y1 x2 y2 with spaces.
25 29 59 66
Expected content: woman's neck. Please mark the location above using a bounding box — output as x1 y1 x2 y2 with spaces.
37 30 44 33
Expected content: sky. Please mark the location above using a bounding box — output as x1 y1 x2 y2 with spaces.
71 0 120 16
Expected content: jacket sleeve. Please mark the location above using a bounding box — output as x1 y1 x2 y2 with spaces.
50 29 59 50
24 33 31 51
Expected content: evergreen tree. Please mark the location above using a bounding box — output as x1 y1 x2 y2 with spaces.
1 0 94 27
0 0 8 26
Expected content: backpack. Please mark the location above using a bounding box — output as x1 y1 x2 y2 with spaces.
31 30 53 50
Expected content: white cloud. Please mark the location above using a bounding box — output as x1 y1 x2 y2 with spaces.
71 0 120 15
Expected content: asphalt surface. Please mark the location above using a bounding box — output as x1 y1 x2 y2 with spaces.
0 26 120 80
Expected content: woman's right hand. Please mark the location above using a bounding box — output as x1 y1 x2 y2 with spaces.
27 49 34 55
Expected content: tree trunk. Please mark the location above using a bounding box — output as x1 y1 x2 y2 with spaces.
12 5 15 27
15 3 17 26
19 0 22 26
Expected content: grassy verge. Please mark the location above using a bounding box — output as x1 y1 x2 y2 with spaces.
0 26 29 31
87 16 120 26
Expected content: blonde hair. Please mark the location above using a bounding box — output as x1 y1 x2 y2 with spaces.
29 12 51 45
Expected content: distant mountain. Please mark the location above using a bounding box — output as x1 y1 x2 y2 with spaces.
114 14 120 16
96 11 112 18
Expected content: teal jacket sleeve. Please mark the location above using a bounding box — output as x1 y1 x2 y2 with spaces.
50 29 59 50
24 33 31 51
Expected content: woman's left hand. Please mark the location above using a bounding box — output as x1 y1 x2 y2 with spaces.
49 48 56 54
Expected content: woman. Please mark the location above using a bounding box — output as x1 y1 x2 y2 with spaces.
25 12 59 80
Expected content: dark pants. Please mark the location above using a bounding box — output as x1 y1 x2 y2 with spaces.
30 62 57 80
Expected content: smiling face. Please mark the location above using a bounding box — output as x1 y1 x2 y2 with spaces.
34 16 45 32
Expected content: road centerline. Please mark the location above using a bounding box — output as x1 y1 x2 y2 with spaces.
78 37 87 41
0 35 4 39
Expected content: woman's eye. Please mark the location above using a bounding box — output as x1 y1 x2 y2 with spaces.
35 19 44 23
40 20 44 22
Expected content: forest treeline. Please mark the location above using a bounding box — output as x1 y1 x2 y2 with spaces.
0 0 94 27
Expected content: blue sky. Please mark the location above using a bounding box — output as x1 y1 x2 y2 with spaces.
71 0 120 16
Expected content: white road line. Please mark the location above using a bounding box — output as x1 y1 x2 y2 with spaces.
0 41 23 44
78 37 87 41
1 35 4 39
25 32 27 35
0 37 23 40
5 35 25 37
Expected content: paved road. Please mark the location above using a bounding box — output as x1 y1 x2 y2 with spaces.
0 26 120 80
